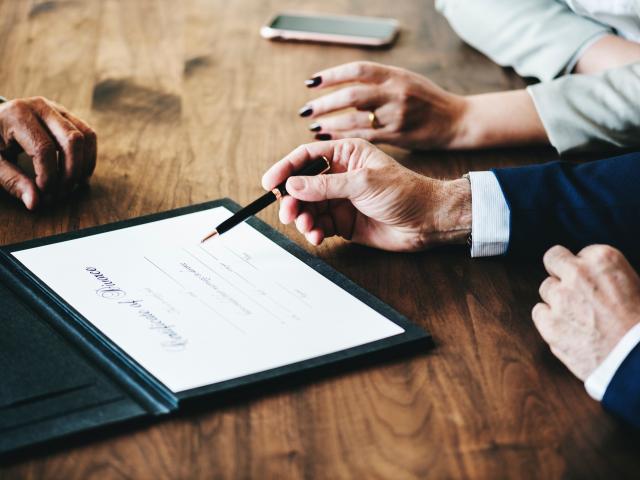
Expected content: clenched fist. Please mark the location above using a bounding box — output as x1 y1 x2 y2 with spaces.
533 244 640 381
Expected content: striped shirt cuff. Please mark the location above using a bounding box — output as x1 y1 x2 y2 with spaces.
469 171 510 257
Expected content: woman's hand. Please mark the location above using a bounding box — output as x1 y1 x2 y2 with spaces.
300 61 549 151
262 138 471 252
0 96 97 210
299 62 469 150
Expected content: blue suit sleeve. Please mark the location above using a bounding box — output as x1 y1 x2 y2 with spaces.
602 342 640 428
491 152 640 258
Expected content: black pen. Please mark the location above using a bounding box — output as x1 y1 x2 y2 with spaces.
201 156 331 242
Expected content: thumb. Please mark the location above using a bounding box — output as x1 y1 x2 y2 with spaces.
286 171 360 201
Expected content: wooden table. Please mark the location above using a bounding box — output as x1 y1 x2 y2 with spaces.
1 1 639 478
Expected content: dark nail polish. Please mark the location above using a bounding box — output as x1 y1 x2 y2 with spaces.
309 122 321 132
304 76 322 88
315 133 332 141
299 105 313 117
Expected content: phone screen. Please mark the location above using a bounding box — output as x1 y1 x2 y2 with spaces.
270 14 396 40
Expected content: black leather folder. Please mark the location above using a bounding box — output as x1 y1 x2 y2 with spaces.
0 199 430 456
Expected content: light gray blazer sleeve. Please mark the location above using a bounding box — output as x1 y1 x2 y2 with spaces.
527 61 640 154
435 0 612 81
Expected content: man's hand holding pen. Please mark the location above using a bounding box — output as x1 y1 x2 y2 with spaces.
261 138 472 252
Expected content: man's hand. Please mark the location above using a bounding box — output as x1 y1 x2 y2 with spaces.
262 138 471 252
533 244 640 381
0 96 97 210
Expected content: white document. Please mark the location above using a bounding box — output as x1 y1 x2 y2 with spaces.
12 207 404 393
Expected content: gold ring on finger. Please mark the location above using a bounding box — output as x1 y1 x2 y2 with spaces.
368 111 380 129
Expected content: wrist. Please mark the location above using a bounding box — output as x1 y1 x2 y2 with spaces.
446 96 476 149
575 35 640 75
424 178 471 247
452 91 549 149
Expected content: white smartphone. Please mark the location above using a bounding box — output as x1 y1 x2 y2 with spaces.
261 12 399 47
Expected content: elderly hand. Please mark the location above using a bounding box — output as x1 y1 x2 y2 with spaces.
262 138 471 252
0 96 97 210
533 244 640 381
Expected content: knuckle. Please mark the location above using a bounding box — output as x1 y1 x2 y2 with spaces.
352 137 372 148
587 244 620 263
315 174 329 195
2 172 23 195
563 264 582 283
348 113 361 129
29 95 48 107
344 87 359 104
66 130 85 148
538 278 550 297
395 85 412 105
86 129 97 145
351 61 369 78
543 245 564 263
6 98 27 115
531 303 544 321
554 285 570 301
358 130 375 142
356 167 374 187
295 144 312 160
395 104 410 125
33 139 56 158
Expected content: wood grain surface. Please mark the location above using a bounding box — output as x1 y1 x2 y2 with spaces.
1 0 639 478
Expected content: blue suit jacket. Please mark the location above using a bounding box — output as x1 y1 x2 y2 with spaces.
492 152 640 427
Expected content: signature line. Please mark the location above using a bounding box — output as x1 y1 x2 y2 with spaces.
143 256 185 289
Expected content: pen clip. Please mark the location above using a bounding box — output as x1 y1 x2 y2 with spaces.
319 156 331 174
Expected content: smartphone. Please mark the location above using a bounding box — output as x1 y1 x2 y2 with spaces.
261 12 399 47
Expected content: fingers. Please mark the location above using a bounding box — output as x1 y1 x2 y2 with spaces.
0 156 39 210
309 62 391 89
52 102 97 181
279 195 300 224
9 110 58 193
33 99 85 190
295 208 315 233
305 228 325 246
538 276 560 303
542 245 576 279
286 171 364 202
262 141 345 190
262 137 384 192
531 302 551 325
310 110 373 132
292 203 335 246
329 129 385 142
309 111 395 144
304 85 386 118
531 302 556 347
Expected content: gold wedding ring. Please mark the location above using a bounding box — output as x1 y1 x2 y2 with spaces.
368 111 380 129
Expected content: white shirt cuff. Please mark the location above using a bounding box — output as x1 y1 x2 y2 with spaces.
585 322 640 401
468 171 510 258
